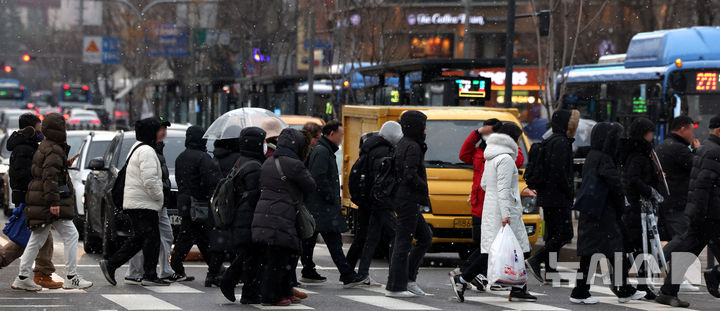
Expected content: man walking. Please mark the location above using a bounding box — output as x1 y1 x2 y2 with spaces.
302 120 366 288
526 109 579 283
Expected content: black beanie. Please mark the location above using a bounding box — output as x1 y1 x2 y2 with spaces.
19 113 40 129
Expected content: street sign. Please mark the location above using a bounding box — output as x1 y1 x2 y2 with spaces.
147 23 189 58
83 36 121 64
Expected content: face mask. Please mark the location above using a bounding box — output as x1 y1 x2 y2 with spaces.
35 131 45 142
263 143 268 154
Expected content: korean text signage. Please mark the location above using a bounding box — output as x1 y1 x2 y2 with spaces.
407 13 485 26
82 36 120 64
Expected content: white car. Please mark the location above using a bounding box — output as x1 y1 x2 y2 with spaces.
66 109 101 129
0 108 27 134
68 131 116 230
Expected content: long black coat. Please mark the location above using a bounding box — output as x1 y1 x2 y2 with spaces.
252 129 316 252
537 109 578 208
210 145 243 252
685 134 720 222
228 155 262 246
305 136 347 233
362 135 394 210
7 128 39 205
577 122 626 257
656 133 694 213
620 138 659 249
175 126 220 218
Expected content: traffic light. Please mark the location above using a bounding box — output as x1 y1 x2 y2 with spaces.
22 54 31 62
3 65 11 73
538 10 550 37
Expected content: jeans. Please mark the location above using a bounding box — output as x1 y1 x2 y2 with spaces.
460 215 483 273
108 209 161 280
1 231 54 275
346 206 371 269
302 231 355 282
661 219 720 296
386 202 432 292
19 219 78 278
222 244 262 300
261 246 298 304
170 217 211 275
571 253 636 299
531 207 574 267
126 206 175 279
358 208 396 276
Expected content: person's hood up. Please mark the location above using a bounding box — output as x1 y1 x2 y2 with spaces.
361 134 392 154
213 138 239 159
483 133 518 161
379 121 403 145
551 109 580 138
399 110 427 143
185 125 207 151
42 113 66 143
6 127 39 151
590 122 624 156
135 117 162 145
275 128 310 160
238 126 266 162
629 117 655 140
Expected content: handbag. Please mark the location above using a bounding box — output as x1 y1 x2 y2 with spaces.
3 203 31 247
274 157 316 240
573 158 608 219
189 197 210 225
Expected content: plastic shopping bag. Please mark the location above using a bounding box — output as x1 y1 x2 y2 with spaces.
487 226 528 288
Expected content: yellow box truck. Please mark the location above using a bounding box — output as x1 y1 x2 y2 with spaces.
341 105 542 259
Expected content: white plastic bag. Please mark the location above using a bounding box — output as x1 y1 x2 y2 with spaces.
487 226 528 288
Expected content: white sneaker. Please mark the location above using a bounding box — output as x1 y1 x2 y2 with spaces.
680 280 700 292
570 296 599 304
362 276 383 287
618 290 646 303
407 282 426 296
386 290 417 298
63 275 93 289
11 276 42 291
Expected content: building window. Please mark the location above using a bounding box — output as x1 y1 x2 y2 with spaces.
475 33 506 59
410 34 454 58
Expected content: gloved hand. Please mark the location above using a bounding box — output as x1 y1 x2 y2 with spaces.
650 187 664 203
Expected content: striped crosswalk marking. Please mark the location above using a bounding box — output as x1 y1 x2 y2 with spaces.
464 296 569 311
253 303 314 310
339 295 439 310
594 296 698 311
142 283 203 293
102 294 181 310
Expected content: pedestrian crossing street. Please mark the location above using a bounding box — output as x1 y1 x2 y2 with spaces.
7 280 698 311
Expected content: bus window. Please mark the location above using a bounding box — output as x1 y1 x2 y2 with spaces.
680 94 720 142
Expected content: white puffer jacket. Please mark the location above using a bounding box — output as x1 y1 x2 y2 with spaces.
123 142 163 211
480 133 531 253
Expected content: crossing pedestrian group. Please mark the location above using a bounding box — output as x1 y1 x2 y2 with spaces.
1 109 719 308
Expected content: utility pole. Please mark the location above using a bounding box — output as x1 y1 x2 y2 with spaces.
462 0 471 58
306 12 315 116
503 0 516 108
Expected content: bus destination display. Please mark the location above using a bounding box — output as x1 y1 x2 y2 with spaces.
696 72 718 91
455 77 490 100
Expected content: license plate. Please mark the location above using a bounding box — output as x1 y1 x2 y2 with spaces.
453 218 472 229
169 215 182 226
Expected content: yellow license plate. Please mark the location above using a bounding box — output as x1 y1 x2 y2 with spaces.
453 218 472 229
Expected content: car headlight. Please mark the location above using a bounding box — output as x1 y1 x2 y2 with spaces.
0 164 8 174
521 195 539 214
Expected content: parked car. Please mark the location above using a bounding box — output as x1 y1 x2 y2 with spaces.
0 109 26 134
66 109 101 129
68 131 116 237
83 130 185 255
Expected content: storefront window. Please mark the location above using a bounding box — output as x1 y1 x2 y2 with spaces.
475 33 505 59
410 34 453 58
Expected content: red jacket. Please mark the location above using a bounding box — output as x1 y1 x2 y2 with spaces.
459 130 524 217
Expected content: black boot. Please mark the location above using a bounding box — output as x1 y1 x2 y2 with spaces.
205 272 221 288
704 269 720 298
509 286 537 302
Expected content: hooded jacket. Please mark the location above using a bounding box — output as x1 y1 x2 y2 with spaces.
576 122 626 256
7 127 41 205
123 118 163 212
305 136 347 233
361 133 396 210
252 128 316 251
537 109 579 208
24 113 76 228
459 129 524 217
480 133 530 253
683 134 720 222
213 139 242 177
393 111 430 206
656 133 695 213
176 125 221 218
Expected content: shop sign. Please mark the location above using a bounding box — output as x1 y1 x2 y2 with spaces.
407 13 485 26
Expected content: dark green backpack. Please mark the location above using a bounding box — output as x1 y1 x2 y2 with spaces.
210 159 259 228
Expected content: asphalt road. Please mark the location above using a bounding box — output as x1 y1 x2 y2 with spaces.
0 223 718 310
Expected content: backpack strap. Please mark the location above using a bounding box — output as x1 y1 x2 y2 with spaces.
123 143 148 170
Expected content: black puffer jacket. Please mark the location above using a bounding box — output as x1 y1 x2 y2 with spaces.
252 128 315 252
228 127 265 246
656 133 694 212
537 109 579 208
393 110 430 206
362 135 394 210
175 125 221 218
685 134 720 222
305 136 346 233
577 122 626 256
213 139 242 177
7 128 41 205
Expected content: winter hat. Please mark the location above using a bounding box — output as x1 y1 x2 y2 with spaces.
238 126 267 161
19 113 40 129
399 110 427 142
261 118 285 140
379 121 403 145
135 117 162 145
185 125 207 151
629 117 655 140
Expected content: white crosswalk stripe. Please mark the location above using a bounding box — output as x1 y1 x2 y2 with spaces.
142 283 203 293
593 296 699 311
102 294 182 310
464 296 570 311
339 295 439 310
253 303 314 310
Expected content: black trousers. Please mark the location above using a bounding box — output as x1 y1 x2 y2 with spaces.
261 246 298 304
661 208 690 261
170 217 211 275
222 244 262 300
572 253 636 299
108 209 160 279
302 231 355 282
532 207 574 268
347 206 371 269
386 202 432 292
460 215 483 274
661 219 720 296
358 208 396 276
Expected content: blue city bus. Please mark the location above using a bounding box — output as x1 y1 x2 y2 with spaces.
0 79 28 109
561 27 720 142
57 83 92 110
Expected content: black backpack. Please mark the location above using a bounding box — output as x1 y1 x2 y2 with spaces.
210 159 260 228
371 155 399 201
524 136 558 190
111 143 148 210
348 152 371 206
